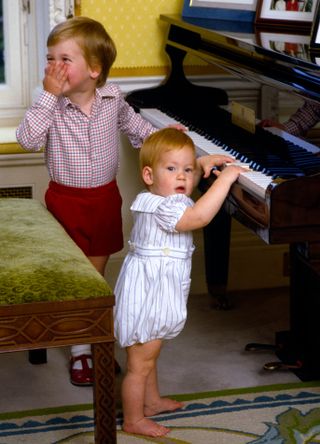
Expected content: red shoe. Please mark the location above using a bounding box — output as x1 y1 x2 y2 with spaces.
70 354 93 386
70 354 121 386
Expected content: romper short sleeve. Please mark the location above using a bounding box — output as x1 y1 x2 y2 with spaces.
154 194 194 233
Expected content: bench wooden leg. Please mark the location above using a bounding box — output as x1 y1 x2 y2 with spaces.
92 342 116 444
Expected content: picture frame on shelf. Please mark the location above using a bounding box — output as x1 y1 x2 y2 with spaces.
182 0 257 22
310 1 320 49
256 30 310 60
255 0 317 31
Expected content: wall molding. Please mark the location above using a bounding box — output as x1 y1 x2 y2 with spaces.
0 152 44 167
49 0 75 29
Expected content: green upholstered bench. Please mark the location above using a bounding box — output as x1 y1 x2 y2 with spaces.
0 198 116 443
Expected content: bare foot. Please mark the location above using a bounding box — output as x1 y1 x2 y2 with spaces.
123 417 170 437
144 397 184 417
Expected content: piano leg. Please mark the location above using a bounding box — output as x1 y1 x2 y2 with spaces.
246 242 320 381
203 208 232 310
272 243 320 380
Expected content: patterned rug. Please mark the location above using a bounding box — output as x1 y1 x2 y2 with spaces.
1 382 320 443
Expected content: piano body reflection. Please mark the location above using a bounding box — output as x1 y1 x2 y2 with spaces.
126 14 320 380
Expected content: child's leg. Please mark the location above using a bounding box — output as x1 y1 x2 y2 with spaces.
122 339 170 437
144 366 184 417
70 255 120 384
88 255 109 276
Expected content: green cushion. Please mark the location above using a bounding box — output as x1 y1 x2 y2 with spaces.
0 198 113 305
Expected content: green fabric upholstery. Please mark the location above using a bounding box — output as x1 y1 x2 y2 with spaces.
0 198 113 305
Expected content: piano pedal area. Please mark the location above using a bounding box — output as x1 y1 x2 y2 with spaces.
263 361 303 372
245 334 304 374
244 243 320 382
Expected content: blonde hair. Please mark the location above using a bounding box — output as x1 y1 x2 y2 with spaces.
140 128 196 173
47 16 117 88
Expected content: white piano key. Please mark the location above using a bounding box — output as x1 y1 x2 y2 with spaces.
238 171 273 200
186 131 229 156
140 108 178 128
225 162 251 168
140 108 228 155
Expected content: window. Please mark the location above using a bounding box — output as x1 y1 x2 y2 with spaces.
0 0 76 129
0 0 29 127
0 1 4 84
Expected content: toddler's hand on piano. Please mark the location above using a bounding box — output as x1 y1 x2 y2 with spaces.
198 154 236 179
216 163 250 184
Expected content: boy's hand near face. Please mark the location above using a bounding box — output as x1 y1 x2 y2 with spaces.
43 61 68 96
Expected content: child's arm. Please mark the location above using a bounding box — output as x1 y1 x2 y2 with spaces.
176 165 245 232
16 92 59 151
16 92 57 151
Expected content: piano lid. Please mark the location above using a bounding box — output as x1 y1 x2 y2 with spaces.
160 14 320 103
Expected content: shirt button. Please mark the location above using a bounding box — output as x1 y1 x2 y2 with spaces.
162 247 171 256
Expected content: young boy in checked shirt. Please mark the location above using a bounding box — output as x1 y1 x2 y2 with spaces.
16 16 224 386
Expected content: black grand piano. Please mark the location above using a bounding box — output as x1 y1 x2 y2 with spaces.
126 14 320 381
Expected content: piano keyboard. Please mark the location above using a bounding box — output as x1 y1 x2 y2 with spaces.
140 108 274 200
265 127 320 154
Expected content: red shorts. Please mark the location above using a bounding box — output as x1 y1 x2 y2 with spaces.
45 180 123 257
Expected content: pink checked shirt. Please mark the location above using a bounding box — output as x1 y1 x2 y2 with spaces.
284 100 320 137
16 83 156 188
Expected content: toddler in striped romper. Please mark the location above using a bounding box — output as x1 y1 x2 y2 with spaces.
114 127 247 438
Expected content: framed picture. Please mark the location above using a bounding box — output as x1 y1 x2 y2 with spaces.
255 0 317 30
310 53 320 63
257 30 310 60
310 2 320 49
182 0 257 22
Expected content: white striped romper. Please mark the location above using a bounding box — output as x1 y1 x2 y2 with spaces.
114 191 195 348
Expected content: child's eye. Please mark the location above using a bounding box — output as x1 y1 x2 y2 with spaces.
167 166 175 171
185 167 193 173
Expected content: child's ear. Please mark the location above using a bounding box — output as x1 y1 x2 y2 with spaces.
142 166 153 186
89 65 101 80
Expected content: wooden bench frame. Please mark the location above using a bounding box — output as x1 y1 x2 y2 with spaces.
0 295 116 443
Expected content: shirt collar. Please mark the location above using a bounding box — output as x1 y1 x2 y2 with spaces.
58 83 116 112
97 83 117 98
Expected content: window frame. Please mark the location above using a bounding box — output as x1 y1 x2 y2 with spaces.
0 0 76 129
0 0 29 127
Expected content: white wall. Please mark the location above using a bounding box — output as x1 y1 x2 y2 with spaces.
0 153 49 202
